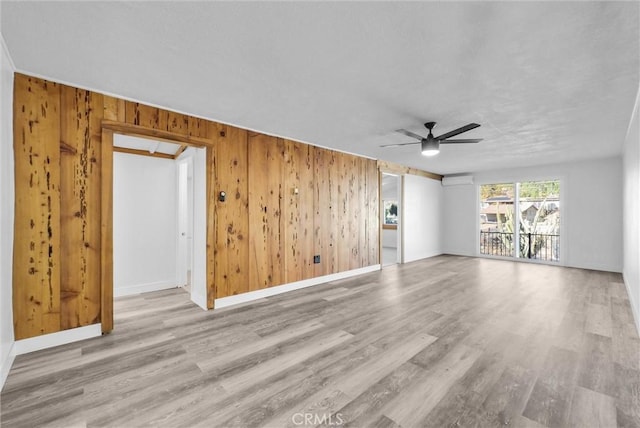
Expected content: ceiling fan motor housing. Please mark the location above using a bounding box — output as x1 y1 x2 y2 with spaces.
424 122 437 131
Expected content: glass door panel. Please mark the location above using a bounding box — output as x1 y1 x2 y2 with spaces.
518 180 560 261
480 183 515 257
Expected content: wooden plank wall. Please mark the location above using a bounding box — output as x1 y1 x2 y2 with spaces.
13 76 62 339
12 73 380 340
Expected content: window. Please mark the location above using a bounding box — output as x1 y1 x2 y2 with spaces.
480 180 560 262
383 200 398 229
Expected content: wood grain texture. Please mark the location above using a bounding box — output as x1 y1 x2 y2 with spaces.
59 86 102 330
165 110 189 136
12 74 62 339
2 257 638 427
101 120 210 148
326 149 340 274
350 156 362 270
248 133 285 289
367 160 380 265
377 159 442 181
100 129 114 333
313 147 330 277
283 139 315 283
298 143 315 280
212 124 249 298
102 95 125 122
112 146 175 160
206 143 216 309
12 73 380 339
188 116 208 139
337 152 351 273
283 139 302 283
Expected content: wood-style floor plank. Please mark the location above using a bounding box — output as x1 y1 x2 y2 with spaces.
1 255 639 427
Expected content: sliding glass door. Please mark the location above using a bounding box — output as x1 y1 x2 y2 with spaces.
480 183 515 257
480 180 560 262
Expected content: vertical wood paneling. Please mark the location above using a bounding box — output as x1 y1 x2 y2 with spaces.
337 152 351 273
206 140 216 308
189 116 208 139
13 73 385 340
102 96 122 122
213 124 250 298
283 140 301 283
59 86 102 329
13 75 62 339
367 160 380 265
298 143 315 280
166 111 189 136
124 101 139 127
283 140 315 283
349 156 362 270
125 102 163 130
313 148 328 277
357 157 368 267
248 134 284 289
326 149 340 274
136 104 160 129
100 129 114 333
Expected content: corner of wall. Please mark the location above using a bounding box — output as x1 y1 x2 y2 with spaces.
623 274 640 336
0 29 16 391
0 342 15 392
622 82 640 336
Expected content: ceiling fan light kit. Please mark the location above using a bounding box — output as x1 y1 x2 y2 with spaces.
383 121 483 157
421 139 439 156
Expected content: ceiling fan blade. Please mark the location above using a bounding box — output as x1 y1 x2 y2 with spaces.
380 141 422 148
439 139 483 144
435 123 481 140
395 129 425 140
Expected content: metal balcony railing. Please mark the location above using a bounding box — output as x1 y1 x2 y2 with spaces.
480 231 559 261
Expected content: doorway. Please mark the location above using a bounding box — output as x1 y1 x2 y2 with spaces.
111 134 208 317
381 173 402 266
177 155 194 293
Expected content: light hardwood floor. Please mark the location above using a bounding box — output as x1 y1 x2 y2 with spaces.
2 255 639 427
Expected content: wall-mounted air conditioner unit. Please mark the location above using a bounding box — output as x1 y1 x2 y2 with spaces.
442 175 474 186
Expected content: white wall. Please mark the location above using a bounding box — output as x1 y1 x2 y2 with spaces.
179 147 208 310
442 183 478 257
0 26 16 390
403 174 443 263
442 157 623 272
382 229 397 248
113 150 178 296
623 88 640 333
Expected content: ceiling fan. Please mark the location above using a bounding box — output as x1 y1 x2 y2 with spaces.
381 122 482 157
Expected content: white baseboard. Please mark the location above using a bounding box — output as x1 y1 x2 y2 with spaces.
566 261 623 273
0 341 16 392
623 273 640 336
14 324 102 355
215 265 381 309
404 251 443 264
114 281 178 297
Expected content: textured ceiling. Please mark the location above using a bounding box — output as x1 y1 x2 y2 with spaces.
2 1 638 175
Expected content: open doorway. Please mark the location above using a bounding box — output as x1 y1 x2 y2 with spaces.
112 134 208 314
177 155 194 293
381 173 402 266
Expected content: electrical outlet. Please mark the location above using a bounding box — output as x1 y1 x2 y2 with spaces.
313 255 321 264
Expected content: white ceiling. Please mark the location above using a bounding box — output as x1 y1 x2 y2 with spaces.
113 134 181 156
2 1 638 175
